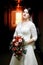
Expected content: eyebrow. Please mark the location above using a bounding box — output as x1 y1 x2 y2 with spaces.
24 11 28 13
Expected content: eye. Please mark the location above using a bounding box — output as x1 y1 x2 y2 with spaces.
25 11 28 14
23 11 28 14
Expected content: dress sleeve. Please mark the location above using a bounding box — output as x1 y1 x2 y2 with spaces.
13 26 18 37
13 29 18 37
13 22 21 37
30 23 38 41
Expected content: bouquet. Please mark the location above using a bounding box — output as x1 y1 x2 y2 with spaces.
10 36 26 60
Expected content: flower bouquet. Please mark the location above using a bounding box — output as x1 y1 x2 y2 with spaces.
10 36 26 60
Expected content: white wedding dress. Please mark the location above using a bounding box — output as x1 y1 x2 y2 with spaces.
9 21 38 65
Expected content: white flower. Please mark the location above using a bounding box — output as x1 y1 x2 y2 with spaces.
12 39 16 42
18 39 22 42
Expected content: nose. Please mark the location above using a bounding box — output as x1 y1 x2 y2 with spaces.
23 13 26 16
24 14 26 16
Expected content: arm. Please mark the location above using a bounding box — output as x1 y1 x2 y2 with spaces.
13 22 21 38
10 26 18 44
25 23 38 45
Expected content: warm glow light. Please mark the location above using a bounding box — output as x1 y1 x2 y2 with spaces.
4 1 23 30
16 11 22 24
11 11 16 28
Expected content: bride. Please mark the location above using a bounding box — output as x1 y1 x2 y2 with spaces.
9 8 38 65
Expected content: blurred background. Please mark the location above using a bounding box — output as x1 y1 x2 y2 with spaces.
0 0 43 65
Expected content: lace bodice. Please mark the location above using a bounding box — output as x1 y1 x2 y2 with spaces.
13 21 37 42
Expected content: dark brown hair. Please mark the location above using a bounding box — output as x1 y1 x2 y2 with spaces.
28 8 32 16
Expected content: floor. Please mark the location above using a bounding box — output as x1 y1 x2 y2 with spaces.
0 51 43 65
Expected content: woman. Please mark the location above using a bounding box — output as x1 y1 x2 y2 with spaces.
9 8 38 65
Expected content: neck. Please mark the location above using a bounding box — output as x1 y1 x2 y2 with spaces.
22 18 30 22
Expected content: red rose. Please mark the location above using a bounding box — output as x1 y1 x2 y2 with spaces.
10 36 25 60
12 47 17 51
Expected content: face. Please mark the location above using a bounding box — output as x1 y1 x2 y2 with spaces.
22 9 30 19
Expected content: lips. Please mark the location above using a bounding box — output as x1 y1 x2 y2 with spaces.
23 14 26 16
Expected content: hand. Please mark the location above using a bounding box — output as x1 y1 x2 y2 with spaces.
24 41 28 46
10 41 13 45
